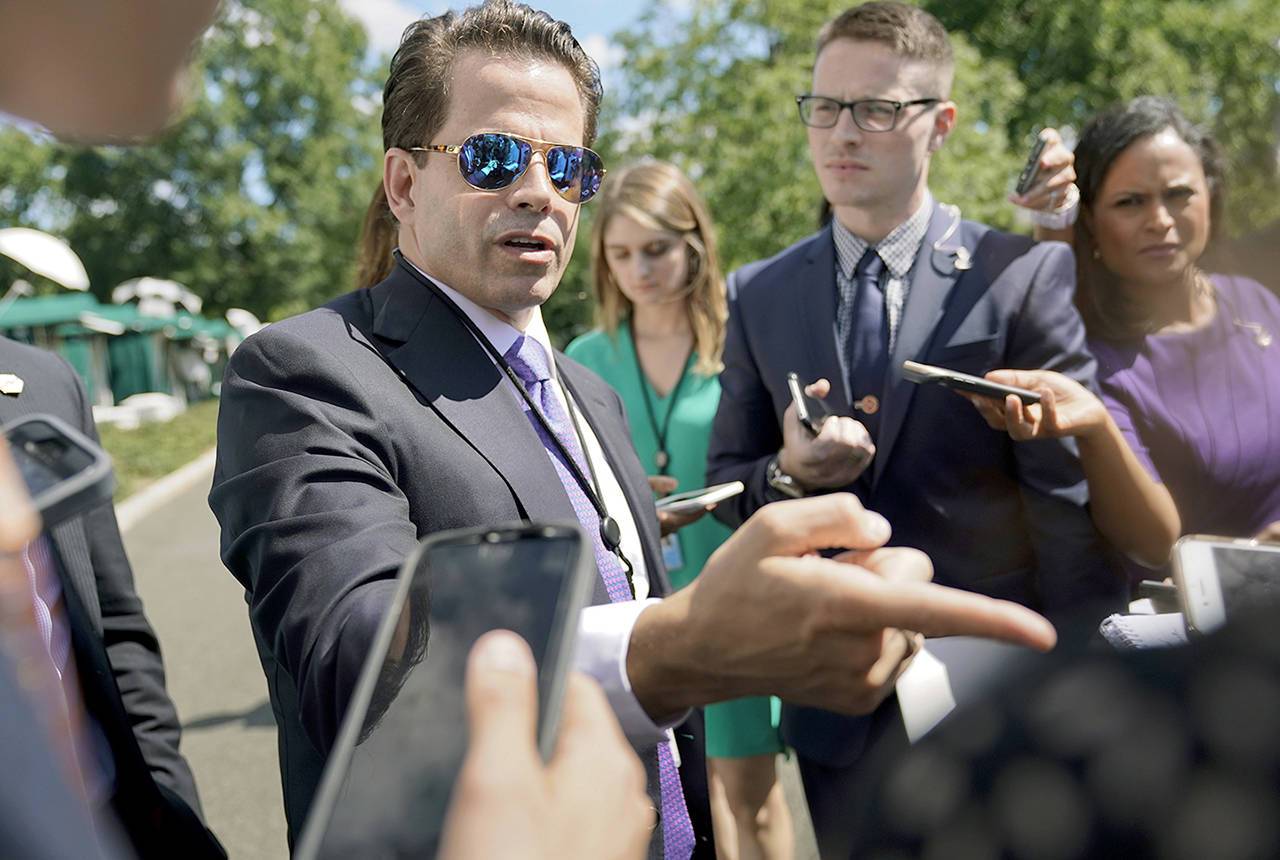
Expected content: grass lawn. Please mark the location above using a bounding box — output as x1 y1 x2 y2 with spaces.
97 399 221 502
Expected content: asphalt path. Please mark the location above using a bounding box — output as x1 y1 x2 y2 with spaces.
120 456 288 860
119 455 818 860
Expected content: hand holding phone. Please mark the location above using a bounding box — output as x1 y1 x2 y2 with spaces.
2 413 115 527
902 360 1042 406
787 372 833 436
439 631 652 860
296 522 595 860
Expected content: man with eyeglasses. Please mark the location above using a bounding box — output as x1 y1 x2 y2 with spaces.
211 2 1063 857
706 3 1125 854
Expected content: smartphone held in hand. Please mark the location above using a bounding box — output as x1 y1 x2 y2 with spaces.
1015 132 1049 195
787 371 833 435
656 481 745 516
901 360 1042 406
294 522 595 860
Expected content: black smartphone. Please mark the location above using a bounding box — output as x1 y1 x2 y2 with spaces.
1172 534 1280 635
901 360 1042 406
294 521 595 860
1015 132 1049 195
787 371 832 435
3 413 115 527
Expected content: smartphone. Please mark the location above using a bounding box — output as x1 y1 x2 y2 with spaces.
901 360 1043 406
1015 132 1049 195
295 522 595 860
787 371 833 435
1137 579 1181 615
3 413 115 527
656 480 745 516
1172 534 1280 635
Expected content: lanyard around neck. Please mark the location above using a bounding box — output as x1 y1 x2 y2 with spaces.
626 318 694 475
391 251 636 596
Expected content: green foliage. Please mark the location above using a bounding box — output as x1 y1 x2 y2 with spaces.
97 399 221 501
599 0 1280 291
924 0 1280 236
0 0 384 322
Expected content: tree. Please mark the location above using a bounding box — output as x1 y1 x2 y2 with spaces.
925 0 1280 237
0 0 384 320
598 0 1280 287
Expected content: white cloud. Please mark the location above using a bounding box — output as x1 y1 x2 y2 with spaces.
582 32 625 74
337 0 421 54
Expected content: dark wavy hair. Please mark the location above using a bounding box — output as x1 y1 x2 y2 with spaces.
1073 96 1227 340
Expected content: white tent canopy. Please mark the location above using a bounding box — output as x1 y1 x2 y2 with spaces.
0 227 90 291
112 276 203 316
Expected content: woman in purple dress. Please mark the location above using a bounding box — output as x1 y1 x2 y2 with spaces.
973 97 1280 587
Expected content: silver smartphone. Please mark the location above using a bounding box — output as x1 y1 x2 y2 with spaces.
656 480 745 516
1172 534 1280 635
294 521 596 860
787 371 832 435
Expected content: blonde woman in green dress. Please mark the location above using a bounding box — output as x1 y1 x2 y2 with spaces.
566 161 793 860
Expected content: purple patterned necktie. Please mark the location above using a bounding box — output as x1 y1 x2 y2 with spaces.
504 334 696 860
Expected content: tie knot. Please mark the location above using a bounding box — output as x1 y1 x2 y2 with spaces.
505 334 552 385
856 246 885 280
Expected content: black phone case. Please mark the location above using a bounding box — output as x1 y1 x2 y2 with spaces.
1015 134 1049 195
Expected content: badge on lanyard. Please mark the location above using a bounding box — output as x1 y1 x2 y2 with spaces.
660 532 684 572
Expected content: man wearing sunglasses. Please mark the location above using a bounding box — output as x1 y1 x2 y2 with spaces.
211 3 1061 857
706 3 1125 855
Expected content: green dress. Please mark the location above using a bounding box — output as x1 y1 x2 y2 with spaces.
566 324 782 759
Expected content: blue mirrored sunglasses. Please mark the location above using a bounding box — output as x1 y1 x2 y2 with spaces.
411 132 607 204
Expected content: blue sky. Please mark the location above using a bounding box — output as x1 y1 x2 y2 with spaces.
337 0 653 72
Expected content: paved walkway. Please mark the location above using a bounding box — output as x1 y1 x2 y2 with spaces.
120 455 288 860
119 455 818 860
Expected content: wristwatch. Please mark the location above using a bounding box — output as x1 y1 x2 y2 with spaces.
766 454 805 499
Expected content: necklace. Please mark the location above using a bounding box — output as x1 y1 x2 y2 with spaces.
628 319 694 474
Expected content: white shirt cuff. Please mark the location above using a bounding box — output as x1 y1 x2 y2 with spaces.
574 599 687 745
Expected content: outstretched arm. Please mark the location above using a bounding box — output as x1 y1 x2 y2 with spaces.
964 368 1180 569
626 494 1057 723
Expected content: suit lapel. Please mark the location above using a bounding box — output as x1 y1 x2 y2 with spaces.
367 269 580 528
47 521 103 634
874 202 967 483
797 231 853 414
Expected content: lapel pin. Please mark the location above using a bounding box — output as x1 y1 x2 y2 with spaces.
0 374 24 396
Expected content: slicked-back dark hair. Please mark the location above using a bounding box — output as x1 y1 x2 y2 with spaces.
354 1 602 289
381 0 602 155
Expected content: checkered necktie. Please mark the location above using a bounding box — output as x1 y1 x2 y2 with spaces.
505 334 696 859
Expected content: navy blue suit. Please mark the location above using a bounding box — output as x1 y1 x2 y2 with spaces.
706 203 1125 856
